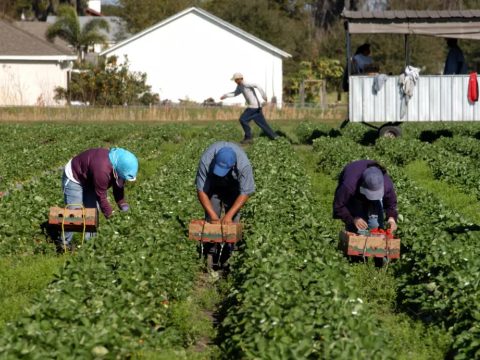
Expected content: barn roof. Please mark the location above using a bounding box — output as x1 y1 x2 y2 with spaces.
0 19 76 60
14 21 72 53
343 9 480 40
101 7 292 58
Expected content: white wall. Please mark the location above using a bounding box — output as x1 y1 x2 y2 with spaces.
349 75 480 122
0 61 68 106
88 0 101 13
106 12 285 107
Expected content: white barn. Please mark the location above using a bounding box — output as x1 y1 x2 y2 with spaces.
0 20 76 106
100 7 291 107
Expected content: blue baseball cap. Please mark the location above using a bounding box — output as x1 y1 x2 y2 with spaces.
359 167 384 200
213 147 237 177
109 148 138 181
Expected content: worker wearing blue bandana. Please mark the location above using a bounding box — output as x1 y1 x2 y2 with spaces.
60 147 138 249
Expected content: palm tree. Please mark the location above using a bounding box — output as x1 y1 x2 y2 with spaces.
46 4 110 60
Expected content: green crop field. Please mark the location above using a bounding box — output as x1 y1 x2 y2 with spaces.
0 120 479 359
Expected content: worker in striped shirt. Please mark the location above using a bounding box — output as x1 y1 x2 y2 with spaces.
221 72 278 144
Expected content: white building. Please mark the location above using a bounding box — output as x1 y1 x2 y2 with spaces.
0 20 76 106
100 7 291 107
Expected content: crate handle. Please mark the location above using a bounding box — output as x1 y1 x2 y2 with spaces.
61 204 86 253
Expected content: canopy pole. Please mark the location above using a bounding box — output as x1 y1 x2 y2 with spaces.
345 20 351 122
345 21 351 76
404 34 410 67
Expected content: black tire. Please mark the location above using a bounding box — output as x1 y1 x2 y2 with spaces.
378 125 402 138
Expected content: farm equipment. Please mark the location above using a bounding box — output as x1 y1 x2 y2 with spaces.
188 219 242 268
49 205 98 252
343 10 480 138
339 228 400 260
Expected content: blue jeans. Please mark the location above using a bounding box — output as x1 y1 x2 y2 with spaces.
239 108 277 139
61 172 97 245
202 190 241 260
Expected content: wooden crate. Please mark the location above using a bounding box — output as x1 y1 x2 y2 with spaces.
49 207 98 232
338 230 400 259
189 220 242 243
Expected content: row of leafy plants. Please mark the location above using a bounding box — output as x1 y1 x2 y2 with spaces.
311 134 480 359
0 134 214 358
372 135 480 202
0 123 245 358
294 121 480 146
0 122 218 192
218 138 397 359
0 123 242 255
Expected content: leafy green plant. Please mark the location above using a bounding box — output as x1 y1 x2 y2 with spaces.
54 56 159 106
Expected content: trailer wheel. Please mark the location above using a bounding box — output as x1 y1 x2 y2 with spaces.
379 125 402 138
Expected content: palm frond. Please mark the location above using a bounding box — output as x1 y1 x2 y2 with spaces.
83 18 110 34
46 5 81 48
79 32 109 47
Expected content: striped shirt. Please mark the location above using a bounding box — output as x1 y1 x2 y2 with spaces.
196 141 255 195
222 82 267 109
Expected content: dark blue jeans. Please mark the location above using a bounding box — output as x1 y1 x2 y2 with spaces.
202 190 240 263
239 108 277 139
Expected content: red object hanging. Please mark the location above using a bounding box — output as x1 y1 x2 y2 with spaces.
468 72 478 103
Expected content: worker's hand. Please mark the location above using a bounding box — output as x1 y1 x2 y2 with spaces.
387 217 397 232
221 215 233 225
354 217 368 230
209 218 221 224
120 203 129 212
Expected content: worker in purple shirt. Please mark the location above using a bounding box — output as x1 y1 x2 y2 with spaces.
333 160 398 233
60 147 138 249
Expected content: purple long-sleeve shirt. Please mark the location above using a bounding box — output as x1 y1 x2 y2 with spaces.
333 160 397 226
71 148 126 218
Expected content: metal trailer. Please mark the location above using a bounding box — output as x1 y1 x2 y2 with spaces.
342 10 480 137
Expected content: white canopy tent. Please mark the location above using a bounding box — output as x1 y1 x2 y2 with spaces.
343 10 480 72
342 10 480 133
343 10 480 40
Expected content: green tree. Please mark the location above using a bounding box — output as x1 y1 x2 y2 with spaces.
46 4 109 60
54 56 159 106
117 0 197 34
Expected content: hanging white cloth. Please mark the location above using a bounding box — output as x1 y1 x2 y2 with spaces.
398 65 421 118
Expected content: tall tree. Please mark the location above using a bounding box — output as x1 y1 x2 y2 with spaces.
46 4 109 60
117 0 197 34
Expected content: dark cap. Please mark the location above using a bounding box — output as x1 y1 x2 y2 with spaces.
359 167 384 200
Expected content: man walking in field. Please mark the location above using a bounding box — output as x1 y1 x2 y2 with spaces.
221 73 278 144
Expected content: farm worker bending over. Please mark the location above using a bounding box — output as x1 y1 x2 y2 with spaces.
196 141 255 262
220 72 278 144
333 160 398 233
60 148 138 248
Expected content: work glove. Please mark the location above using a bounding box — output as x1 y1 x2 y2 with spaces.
120 203 130 212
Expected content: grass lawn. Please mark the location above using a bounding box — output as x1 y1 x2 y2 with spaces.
0 256 66 328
